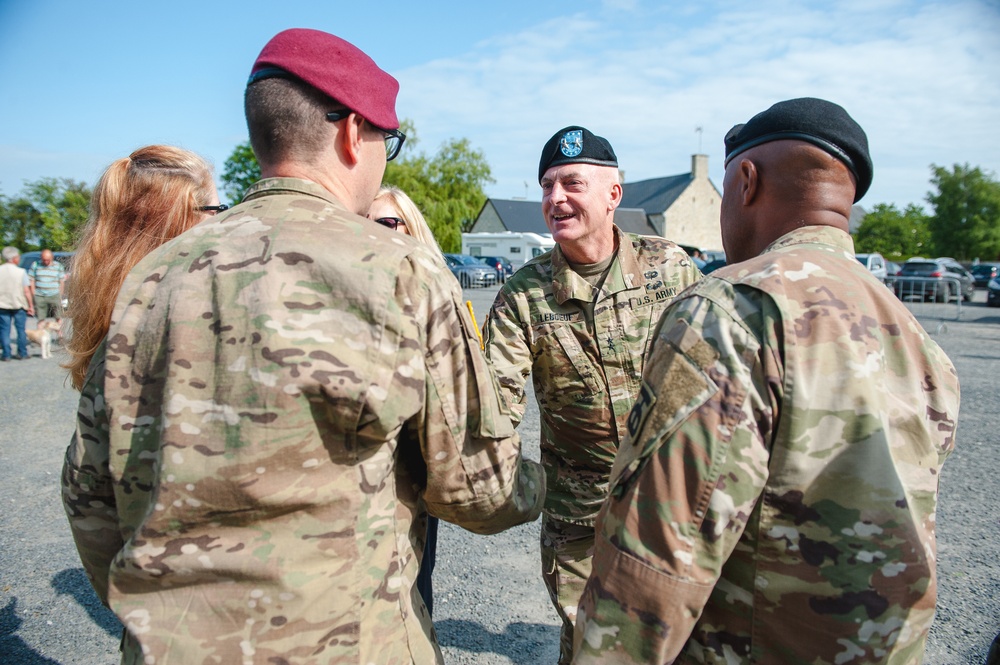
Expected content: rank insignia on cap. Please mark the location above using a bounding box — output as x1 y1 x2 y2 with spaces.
538 125 618 182
560 130 583 157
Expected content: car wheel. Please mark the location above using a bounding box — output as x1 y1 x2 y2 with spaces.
935 285 948 303
460 273 469 288
963 288 973 302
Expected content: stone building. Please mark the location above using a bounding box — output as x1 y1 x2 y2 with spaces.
620 154 722 251
468 154 723 252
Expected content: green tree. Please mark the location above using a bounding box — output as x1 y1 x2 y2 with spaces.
926 163 1000 262
384 124 494 253
219 121 494 253
853 203 931 261
0 194 42 249
30 178 92 249
221 141 261 205
0 178 91 251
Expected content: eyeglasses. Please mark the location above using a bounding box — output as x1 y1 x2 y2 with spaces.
326 110 406 161
374 217 406 231
197 204 230 214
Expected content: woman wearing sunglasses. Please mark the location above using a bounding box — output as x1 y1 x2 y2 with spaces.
64 145 222 390
368 185 442 253
368 184 445 618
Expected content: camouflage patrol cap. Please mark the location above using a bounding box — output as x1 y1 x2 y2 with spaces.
724 97 872 201
538 126 618 183
248 28 400 130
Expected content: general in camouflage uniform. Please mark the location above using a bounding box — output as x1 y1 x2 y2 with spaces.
574 99 961 663
61 30 543 665
483 126 701 663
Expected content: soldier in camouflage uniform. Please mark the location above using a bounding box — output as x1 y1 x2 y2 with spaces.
483 126 701 663
61 29 543 665
573 98 961 664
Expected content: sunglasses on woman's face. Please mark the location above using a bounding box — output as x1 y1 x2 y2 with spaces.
374 216 406 231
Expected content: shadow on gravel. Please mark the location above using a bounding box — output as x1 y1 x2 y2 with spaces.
0 597 62 664
52 568 122 637
436 618 559 663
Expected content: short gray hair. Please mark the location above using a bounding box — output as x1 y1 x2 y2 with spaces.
2 247 19 262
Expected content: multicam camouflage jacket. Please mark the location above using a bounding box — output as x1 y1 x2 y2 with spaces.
61 177 544 665
483 226 701 525
574 226 961 664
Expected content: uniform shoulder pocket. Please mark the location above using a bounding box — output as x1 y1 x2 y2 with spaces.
609 320 718 492
460 300 516 440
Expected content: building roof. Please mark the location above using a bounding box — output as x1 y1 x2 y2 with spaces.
849 204 867 233
475 199 659 236
474 162 717 237
614 207 658 235
620 174 692 213
487 199 546 233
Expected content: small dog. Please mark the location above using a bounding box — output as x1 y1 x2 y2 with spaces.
25 319 60 359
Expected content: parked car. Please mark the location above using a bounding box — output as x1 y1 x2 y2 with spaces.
971 263 1000 288
701 258 727 274
987 275 1000 307
855 252 888 283
444 253 498 288
477 255 514 282
19 250 75 276
18 251 76 309
894 258 975 303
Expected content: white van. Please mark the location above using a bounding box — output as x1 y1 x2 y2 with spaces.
462 232 555 269
855 252 888 283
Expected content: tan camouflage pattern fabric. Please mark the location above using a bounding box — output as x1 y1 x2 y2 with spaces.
574 226 960 664
61 177 544 665
483 226 700 662
483 226 701 526
541 516 595 664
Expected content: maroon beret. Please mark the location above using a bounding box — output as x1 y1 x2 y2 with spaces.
248 28 399 130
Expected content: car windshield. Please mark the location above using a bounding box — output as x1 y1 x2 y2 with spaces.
900 262 940 275
20 251 75 275
449 254 481 266
855 255 869 265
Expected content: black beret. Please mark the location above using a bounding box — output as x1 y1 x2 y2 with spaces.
724 97 872 202
538 126 618 183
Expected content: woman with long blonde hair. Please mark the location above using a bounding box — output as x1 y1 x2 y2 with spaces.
367 184 446 617
64 145 221 389
368 185 442 253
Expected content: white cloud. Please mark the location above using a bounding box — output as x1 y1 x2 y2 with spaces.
394 0 1000 207
1 0 996 214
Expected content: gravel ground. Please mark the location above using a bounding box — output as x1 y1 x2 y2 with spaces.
1 287 997 664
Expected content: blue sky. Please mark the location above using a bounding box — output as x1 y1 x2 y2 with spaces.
1 0 998 212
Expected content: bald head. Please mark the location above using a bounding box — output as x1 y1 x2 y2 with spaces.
720 140 857 264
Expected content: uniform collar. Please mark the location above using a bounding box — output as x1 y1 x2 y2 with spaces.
243 177 348 210
763 225 856 255
551 225 641 304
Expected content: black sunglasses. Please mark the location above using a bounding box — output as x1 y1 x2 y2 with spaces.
326 110 406 161
374 217 406 231
197 204 230 213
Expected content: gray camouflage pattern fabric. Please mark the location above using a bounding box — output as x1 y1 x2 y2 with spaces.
483 226 701 526
573 226 960 664
483 226 700 662
61 177 544 665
